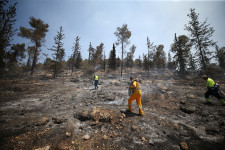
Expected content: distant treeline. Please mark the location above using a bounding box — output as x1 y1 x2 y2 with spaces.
1 1 224 78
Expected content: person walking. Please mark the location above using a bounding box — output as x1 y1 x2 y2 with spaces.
202 75 225 105
94 74 99 90
128 76 143 116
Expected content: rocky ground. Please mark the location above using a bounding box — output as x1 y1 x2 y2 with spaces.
0 69 225 150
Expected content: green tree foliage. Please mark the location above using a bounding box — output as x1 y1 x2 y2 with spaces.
0 0 17 77
6 43 25 75
108 43 117 70
75 51 82 70
114 24 131 77
171 34 192 74
8 43 25 65
18 17 49 75
185 8 216 70
71 36 82 73
43 57 54 73
48 26 65 78
215 45 225 70
134 55 142 69
154 45 166 69
125 44 136 70
146 36 155 76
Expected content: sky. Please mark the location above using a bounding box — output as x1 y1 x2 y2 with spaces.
9 0 225 62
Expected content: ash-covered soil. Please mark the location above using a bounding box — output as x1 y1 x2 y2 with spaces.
0 69 225 150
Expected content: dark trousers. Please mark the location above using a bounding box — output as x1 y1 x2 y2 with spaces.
94 80 98 89
205 88 223 99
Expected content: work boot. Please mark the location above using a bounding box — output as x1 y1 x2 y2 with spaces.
139 108 143 116
125 109 132 114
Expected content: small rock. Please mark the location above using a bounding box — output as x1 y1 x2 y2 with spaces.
180 142 188 150
141 137 146 142
131 125 137 131
57 143 69 150
52 116 66 124
121 113 126 118
187 94 195 99
82 134 90 140
35 145 50 150
174 123 179 130
149 139 155 146
180 105 196 114
35 117 49 126
110 131 118 138
161 86 168 90
103 135 109 140
66 132 71 137
180 100 186 104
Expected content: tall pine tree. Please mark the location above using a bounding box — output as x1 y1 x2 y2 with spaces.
71 36 82 74
48 26 65 78
171 34 192 75
0 0 17 77
146 37 155 76
108 43 116 70
114 24 131 77
154 45 166 69
185 8 216 70
18 17 49 75
215 45 225 70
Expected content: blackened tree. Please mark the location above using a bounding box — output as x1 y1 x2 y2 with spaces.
143 54 148 71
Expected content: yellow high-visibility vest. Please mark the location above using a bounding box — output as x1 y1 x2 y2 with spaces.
95 75 98 80
206 78 215 87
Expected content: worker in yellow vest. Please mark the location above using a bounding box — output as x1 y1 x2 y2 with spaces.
202 75 225 105
128 76 143 116
94 74 99 90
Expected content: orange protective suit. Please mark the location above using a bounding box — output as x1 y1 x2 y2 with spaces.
128 80 143 115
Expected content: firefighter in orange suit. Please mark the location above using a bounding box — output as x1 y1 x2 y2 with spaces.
128 76 143 116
